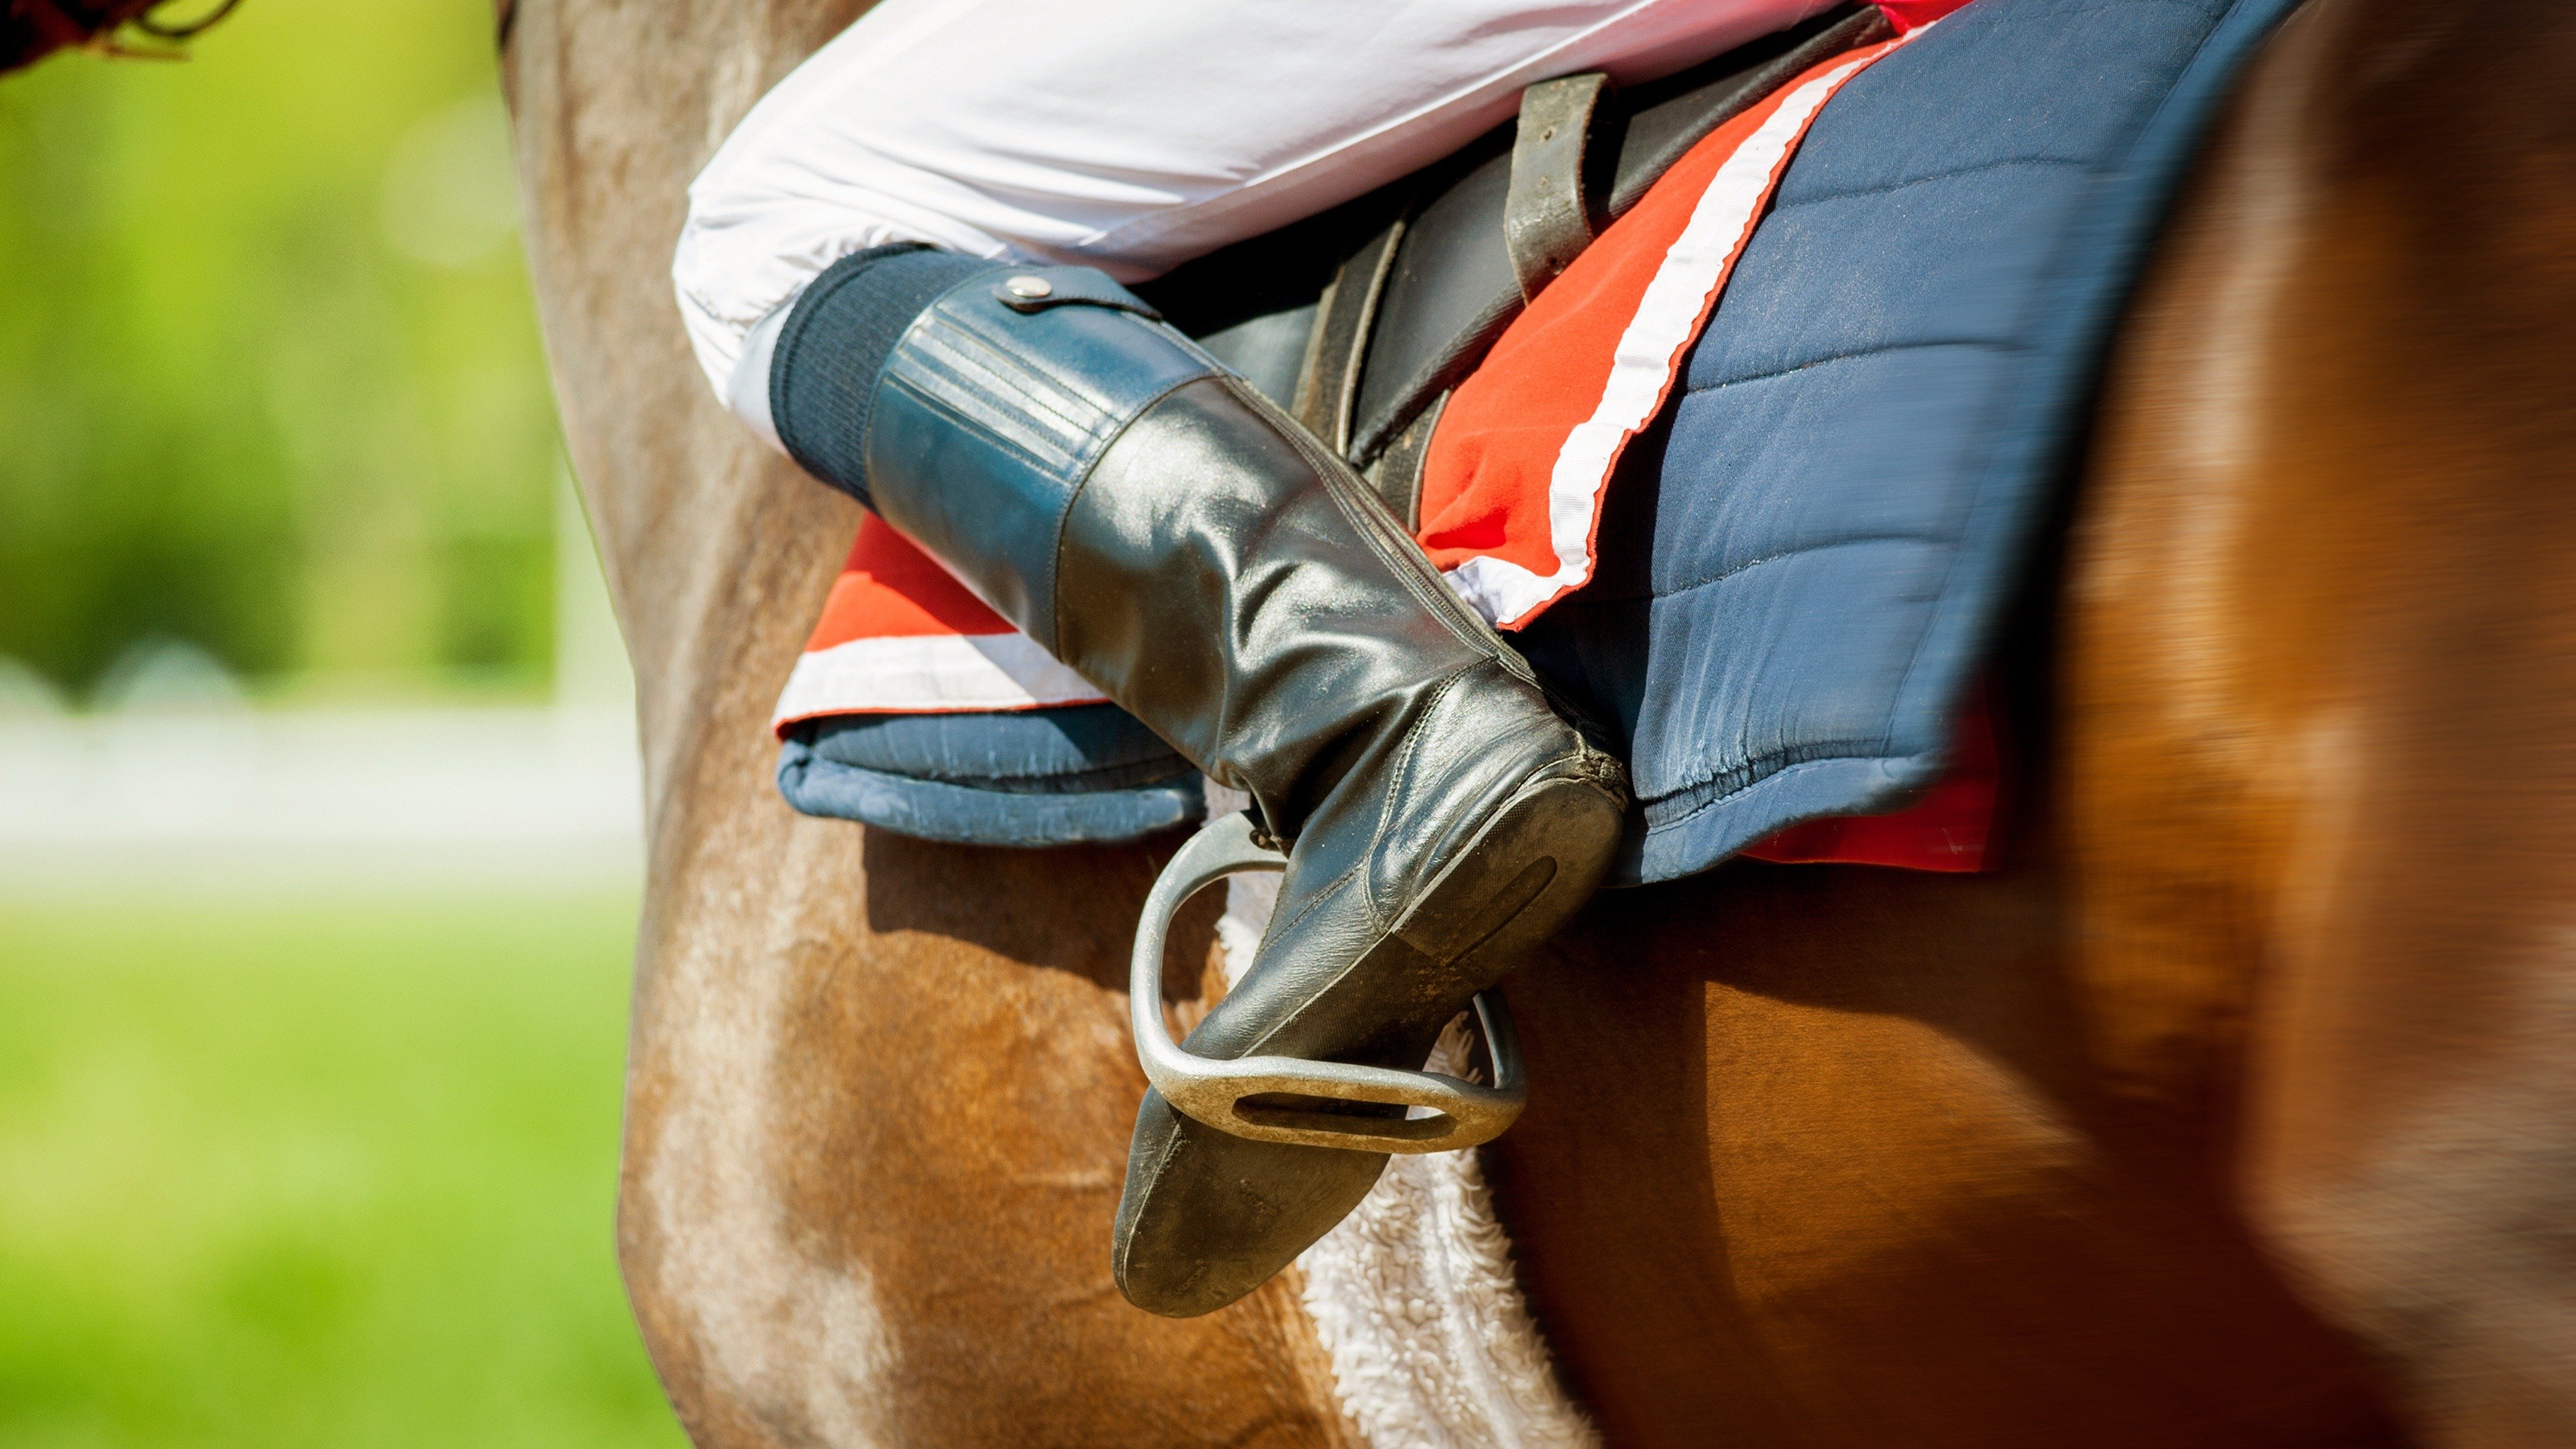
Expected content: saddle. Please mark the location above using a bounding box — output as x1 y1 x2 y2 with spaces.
776 3 1893 851
777 0 2304 884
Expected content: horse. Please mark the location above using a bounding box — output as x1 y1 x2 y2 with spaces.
500 0 2576 1442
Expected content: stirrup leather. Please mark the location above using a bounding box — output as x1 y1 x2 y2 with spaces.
1128 811 1528 1155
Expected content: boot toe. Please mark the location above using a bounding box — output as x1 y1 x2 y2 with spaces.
1110 740 1627 1317
1111 1088 1389 1317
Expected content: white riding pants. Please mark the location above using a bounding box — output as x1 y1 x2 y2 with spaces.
672 0 1841 439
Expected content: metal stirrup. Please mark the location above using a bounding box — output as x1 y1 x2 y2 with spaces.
1128 811 1528 1155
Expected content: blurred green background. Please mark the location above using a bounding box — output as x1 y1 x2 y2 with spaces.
0 2 679 1446
0 899 678 1449
0 0 560 703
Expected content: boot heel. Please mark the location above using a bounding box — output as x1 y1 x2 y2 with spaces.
1393 770 1628 983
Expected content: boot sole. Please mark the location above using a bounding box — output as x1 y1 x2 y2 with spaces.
1391 765 1629 993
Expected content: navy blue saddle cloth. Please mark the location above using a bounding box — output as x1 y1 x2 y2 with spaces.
775 0 2301 875
779 704 1202 849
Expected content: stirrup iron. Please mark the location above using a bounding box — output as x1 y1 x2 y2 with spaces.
1128 811 1528 1154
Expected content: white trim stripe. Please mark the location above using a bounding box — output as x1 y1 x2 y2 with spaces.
1440 48 1890 629
770 631 1108 727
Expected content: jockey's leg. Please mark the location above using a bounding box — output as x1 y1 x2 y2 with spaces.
765 245 1627 1318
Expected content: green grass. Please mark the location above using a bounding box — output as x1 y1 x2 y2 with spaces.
0 894 686 1449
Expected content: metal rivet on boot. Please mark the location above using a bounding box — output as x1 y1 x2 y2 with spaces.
1005 275 1054 299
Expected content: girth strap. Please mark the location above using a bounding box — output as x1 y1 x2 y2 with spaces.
1503 72 1608 301
1140 3 1893 527
1291 203 1406 455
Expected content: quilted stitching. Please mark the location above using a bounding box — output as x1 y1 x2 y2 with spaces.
1513 0 2305 882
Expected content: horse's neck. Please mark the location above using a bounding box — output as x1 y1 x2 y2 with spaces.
502 15 1361 1443
505 0 866 820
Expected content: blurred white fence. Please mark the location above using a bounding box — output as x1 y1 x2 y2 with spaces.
0 478 645 900
0 702 643 898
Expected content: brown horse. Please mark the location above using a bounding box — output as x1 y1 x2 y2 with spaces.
502 0 2576 1443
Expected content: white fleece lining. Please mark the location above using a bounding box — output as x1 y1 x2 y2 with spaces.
1209 839 1602 1449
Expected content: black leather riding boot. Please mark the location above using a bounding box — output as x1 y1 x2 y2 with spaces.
773 253 1627 1317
